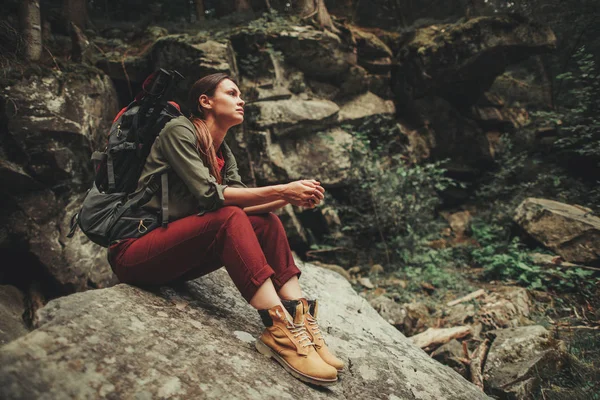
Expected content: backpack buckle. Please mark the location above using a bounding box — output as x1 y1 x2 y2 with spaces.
137 219 148 233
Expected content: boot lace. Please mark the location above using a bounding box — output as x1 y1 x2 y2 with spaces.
306 315 323 340
290 322 315 348
275 309 315 348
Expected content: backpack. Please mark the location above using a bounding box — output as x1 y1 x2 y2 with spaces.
67 68 185 247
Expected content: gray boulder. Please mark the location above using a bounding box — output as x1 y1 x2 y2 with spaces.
0 286 28 346
267 127 353 186
338 91 395 125
246 98 340 137
0 71 118 292
272 26 356 84
484 325 567 399
2 71 117 189
0 263 490 400
514 198 600 264
431 340 468 379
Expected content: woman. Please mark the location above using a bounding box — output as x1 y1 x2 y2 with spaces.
108 73 343 386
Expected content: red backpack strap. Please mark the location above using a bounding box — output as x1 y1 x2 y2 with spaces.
112 106 128 123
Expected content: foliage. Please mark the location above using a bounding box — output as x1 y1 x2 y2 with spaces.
474 135 600 220
533 46 600 164
397 246 474 295
470 219 599 293
471 221 544 288
335 118 462 268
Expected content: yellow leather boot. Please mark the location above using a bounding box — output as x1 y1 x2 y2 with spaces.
301 298 345 371
255 302 338 386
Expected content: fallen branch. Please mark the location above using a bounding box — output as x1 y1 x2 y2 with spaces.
470 339 490 391
552 324 600 330
410 326 471 349
530 253 600 272
447 289 486 307
458 339 491 391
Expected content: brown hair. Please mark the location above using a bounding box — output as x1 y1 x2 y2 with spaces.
188 73 237 184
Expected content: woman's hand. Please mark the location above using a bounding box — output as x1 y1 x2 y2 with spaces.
282 179 325 208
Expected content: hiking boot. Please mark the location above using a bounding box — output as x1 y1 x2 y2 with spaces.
255 303 338 386
301 298 345 371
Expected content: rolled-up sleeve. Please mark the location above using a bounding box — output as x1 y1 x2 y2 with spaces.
159 124 228 212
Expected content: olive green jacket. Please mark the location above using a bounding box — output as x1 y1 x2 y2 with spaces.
134 116 247 221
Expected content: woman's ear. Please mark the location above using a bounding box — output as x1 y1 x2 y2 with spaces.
199 94 212 110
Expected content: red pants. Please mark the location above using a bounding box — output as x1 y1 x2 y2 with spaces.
108 206 302 302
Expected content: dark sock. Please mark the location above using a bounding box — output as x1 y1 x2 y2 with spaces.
280 299 301 319
306 299 316 316
258 309 273 327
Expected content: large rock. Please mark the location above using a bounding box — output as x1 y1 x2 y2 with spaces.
514 198 600 264
348 27 394 98
0 263 491 400
395 15 556 106
243 91 398 187
1 71 118 190
431 339 468 379
0 285 28 346
267 127 353 186
369 297 432 337
246 98 340 137
338 91 395 124
151 38 238 104
97 36 238 105
242 120 353 186
59 194 118 290
272 26 356 84
477 286 533 330
0 159 44 194
0 70 118 293
484 326 567 398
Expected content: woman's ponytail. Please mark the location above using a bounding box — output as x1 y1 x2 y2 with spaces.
189 115 222 184
187 73 236 184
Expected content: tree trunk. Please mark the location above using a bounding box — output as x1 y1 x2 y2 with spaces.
234 0 252 12
314 0 337 32
63 0 87 29
19 0 42 61
295 0 339 33
296 0 316 16
194 0 205 21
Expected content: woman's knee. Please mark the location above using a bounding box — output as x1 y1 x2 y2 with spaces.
217 205 247 220
251 212 285 233
262 212 283 228
215 206 253 231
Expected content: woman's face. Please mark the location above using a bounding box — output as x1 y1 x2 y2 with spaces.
200 79 245 127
